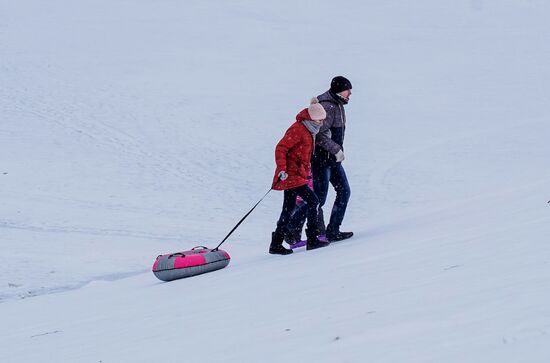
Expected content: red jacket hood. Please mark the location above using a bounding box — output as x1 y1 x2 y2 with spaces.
295 108 310 122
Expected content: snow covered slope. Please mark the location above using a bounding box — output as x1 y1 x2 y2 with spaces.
1 0 550 362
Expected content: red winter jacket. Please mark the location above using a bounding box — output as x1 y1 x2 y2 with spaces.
272 109 315 190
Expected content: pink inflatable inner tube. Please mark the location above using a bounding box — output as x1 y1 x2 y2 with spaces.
152 246 230 281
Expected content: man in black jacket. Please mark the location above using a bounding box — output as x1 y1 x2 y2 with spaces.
287 76 353 243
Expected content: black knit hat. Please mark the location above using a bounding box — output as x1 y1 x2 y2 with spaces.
330 76 352 94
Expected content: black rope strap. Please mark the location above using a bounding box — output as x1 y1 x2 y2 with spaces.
213 187 273 251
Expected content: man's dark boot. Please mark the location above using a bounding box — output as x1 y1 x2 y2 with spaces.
326 227 354 242
269 231 293 255
305 229 330 251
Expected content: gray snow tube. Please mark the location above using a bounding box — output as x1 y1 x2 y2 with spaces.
152 246 230 282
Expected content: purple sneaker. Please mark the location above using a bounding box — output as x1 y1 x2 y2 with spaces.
318 234 329 242
289 240 307 249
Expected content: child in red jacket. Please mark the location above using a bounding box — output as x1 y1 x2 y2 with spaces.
270 98 331 255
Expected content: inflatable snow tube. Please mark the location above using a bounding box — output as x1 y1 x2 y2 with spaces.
152 246 230 282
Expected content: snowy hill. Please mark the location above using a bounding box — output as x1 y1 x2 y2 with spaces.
1 1 550 362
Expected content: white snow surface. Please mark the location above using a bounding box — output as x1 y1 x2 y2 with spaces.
1 0 550 362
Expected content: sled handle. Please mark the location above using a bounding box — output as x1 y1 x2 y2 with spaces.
168 252 186 258
191 246 209 250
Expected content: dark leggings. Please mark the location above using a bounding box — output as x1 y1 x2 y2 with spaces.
276 184 319 234
288 161 351 234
